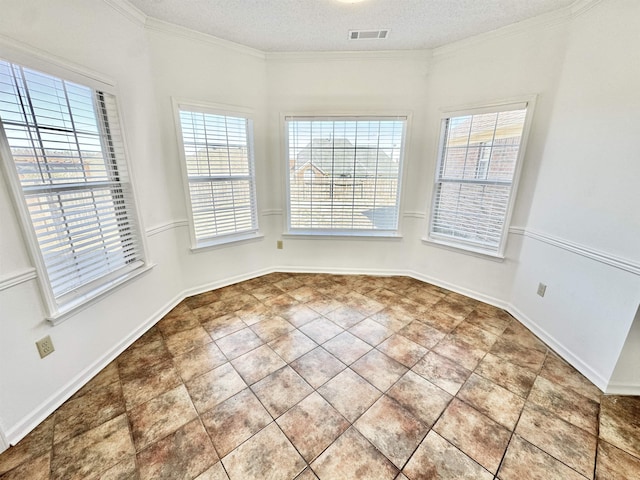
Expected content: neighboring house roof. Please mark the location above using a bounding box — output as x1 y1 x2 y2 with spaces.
294 138 398 177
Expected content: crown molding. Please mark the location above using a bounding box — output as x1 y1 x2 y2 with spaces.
103 0 147 27
265 49 432 63
433 0 602 58
144 17 265 59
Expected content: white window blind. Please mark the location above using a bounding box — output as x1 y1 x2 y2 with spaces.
0 60 144 305
177 109 258 245
286 117 406 234
429 104 529 254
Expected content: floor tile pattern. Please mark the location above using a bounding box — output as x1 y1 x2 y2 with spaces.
1 272 639 479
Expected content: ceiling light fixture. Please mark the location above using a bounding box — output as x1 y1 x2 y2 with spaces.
335 0 369 4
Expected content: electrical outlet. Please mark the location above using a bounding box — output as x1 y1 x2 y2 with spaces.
537 283 547 297
277 240 283 249
36 335 55 358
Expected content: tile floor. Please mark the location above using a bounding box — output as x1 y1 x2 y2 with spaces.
1 272 639 479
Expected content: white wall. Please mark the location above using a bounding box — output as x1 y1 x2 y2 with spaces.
0 0 181 443
144 22 275 291
1 0 638 451
410 21 571 302
265 52 430 274
510 0 640 389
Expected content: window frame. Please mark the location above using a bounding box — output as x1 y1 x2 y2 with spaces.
0 49 150 324
283 113 410 238
172 99 261 250
426 97 536 258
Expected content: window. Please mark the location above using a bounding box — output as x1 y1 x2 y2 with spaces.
0 59 145 318
428 101 534 256
176 104 258 248
285 116 406 235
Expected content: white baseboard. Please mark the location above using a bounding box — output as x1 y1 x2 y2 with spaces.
604 382 640 396
5 291 184 445
182 267 275 298
5 267 275 445
7 264 629 444
406 270 510 311
506 304 608 392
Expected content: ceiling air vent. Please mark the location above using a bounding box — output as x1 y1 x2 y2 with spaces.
349 29 389 40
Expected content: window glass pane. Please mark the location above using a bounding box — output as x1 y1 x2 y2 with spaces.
0 60 143 301
287 117 405 233
430 106 528 253
178 109 257 242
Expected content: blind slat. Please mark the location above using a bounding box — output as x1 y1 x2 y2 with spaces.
178 109 258 241
430 107 527 252
0 59 143 300
286 117 406 233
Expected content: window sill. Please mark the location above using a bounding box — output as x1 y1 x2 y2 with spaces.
284 231 403 240
421 237 506 262
47 262 156 326
191 231 264 252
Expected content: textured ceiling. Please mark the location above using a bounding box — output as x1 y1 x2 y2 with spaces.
127 0 577 52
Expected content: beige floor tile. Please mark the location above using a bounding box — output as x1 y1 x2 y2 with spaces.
1 273 628 480
231 344 286 385
355 395 428 468
186 363 247 414
599 395 640 458
457 373 525 430
51 414 134 480
528 376 599 435
349 318 395 346
412 351 471 395
53 381 126 444
311 427 398 480
398 320 445 349
318 368 382 422
515 403 597 478
201 389 271 458
433 399 510 474
222 423 305 480
290 347 346 388
299 317 344 344
351 349 407 392
120 359 181 410
595 440 640 480
0 416 54 475
322 331 372 365
215 327 263 359
497 435 586 480
251 366 313 417
201 314 246 340
279 304 321 327
377 334 428 368
539 353 602 403
268 329 317 363
403 431 493 480
194 461 229 480
464 309 511 336
387 371 452 428
474 353 536 398
129 386 198 451
137 419 217 480
0 452 50 480
277 392 349 462
164 326 213 357
172 342 228 382
490 336 547 372
250 316 295 343
325 306 366 329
